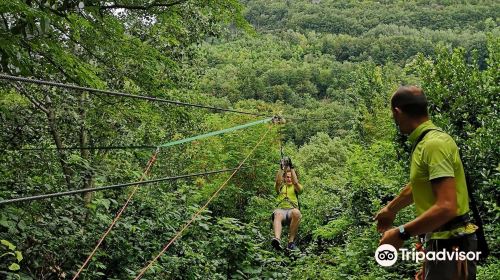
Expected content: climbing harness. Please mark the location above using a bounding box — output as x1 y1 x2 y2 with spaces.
412 129 489 261
275 136 300 210
410 128 489 278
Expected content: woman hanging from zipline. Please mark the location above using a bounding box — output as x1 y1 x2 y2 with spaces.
271 157 303 251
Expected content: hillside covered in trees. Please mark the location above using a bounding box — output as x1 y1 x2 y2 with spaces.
0 0 498 279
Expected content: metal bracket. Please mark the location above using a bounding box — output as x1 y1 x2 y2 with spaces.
272 115 286 124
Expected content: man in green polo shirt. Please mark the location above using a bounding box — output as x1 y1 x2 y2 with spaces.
271 158 303 251
375 86 478 279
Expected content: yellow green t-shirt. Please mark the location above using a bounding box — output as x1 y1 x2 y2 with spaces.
409 120 475 239
276 183 303 209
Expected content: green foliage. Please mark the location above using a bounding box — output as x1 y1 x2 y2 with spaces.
408 37 500 258
1 239 24 279
244 0 499 33
313 216 350 241
242 0 499 65
0 0 498 279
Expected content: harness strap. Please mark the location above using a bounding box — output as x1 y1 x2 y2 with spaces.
277 136 300 210
276 183 299 209
410 128 439 154
413 128 489 260
435 213 470 232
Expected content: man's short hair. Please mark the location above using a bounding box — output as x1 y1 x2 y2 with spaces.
391 86 429 118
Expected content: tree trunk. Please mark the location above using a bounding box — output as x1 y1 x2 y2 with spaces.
79 91 93 204
45 95 73 189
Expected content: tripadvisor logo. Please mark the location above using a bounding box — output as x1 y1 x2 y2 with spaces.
374 244 482 267
375 244 398 267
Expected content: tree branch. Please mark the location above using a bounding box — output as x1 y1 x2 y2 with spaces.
10 81 73 189
1 13 9 30
45 94 74 189
32 0 69 18
11 83 49 114
98 0 187 10
79 91 94 205
18 39 79 84
41 52 80 84
52 23 112 66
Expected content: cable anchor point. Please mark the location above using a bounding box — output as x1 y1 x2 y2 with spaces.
272 115 286 124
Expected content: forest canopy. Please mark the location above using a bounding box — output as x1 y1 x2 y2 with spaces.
0 0 498 279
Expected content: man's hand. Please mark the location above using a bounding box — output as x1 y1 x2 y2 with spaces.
379 227 404 250
374 206 396 233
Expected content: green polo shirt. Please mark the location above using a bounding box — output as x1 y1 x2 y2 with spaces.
276 183 303 209
409 120 475 239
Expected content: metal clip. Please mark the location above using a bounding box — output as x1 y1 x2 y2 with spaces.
272 115 285 124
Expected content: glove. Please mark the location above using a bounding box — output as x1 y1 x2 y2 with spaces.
282 157 293 169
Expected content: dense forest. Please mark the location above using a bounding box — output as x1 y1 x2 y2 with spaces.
0 0 498 279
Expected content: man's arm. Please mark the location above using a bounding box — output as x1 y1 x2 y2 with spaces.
374 183 413 233
275 169 283 194
403 138 458 235
379 177 458 249
387 184 414 213
403 177 457 236
289 168 303 193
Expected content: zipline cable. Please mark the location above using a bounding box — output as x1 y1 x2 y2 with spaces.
0 74 329 121
0 165 266 205
133 125 272 280
3 118 273 152
2 145 157 151
157 117 272 148
0 74 268 117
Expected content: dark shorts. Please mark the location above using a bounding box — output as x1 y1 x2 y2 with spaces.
271 208 301 226
425 234 478 280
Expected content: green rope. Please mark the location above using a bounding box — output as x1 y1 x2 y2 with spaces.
157 118 273 148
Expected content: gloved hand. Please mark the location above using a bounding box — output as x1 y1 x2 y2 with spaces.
280 158 286 170
281 157 293 169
